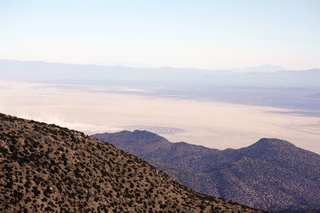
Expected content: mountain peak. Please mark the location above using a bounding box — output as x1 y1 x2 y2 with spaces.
253 138 296 148
239 138 301 158
93 130 172 158
131 130 169 143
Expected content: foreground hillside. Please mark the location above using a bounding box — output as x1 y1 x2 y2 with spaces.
94 130 320 213
0 113 264 212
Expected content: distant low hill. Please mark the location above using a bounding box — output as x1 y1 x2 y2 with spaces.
93 130 320 213
0 113 264 212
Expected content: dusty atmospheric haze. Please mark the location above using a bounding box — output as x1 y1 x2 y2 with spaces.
1 1 320 154
1 61 320 154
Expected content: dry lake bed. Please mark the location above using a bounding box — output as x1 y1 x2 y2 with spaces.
1 80 319 154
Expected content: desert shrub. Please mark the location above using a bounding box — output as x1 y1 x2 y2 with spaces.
96 143 102 150
160 203 167 209
198 204 206 210
13 190 24 201
74 168 82 178
43 186 54 198
4 180 13 189
24 197 31 204
101 169 108 176
61 153 68 166
0 146 9 155
32 186 41 196
130 182 135 189
44 206 54 212
93 182 101 193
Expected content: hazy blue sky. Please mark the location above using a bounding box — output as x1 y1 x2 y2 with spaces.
1 0 319 69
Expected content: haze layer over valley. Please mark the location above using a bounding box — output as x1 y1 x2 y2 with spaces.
1 60 319 154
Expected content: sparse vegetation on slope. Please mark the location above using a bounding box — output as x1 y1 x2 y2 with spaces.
94 130 320 213
0 113 264 212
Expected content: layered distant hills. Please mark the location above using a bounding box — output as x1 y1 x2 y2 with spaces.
0 113 263 212
93 130 320 213
1 60 320 113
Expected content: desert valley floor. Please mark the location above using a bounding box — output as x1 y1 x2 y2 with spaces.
1 81 319 154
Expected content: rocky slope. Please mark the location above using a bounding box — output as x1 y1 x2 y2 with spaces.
0 113 264 212
94 130 320 213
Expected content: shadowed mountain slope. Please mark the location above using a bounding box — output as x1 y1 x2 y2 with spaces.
93 130 320 213
0 113 264 212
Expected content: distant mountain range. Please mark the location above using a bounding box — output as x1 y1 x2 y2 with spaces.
229 64 286 72
0 113 264 212
93 130 320 213
0 60 319 89
1 60 319 113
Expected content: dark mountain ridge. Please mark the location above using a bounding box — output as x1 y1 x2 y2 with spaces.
0 113 263 212
93 130 320 213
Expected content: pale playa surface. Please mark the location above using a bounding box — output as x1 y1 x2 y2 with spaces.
1 81 319 153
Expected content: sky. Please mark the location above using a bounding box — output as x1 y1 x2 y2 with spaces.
0 0 319 70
